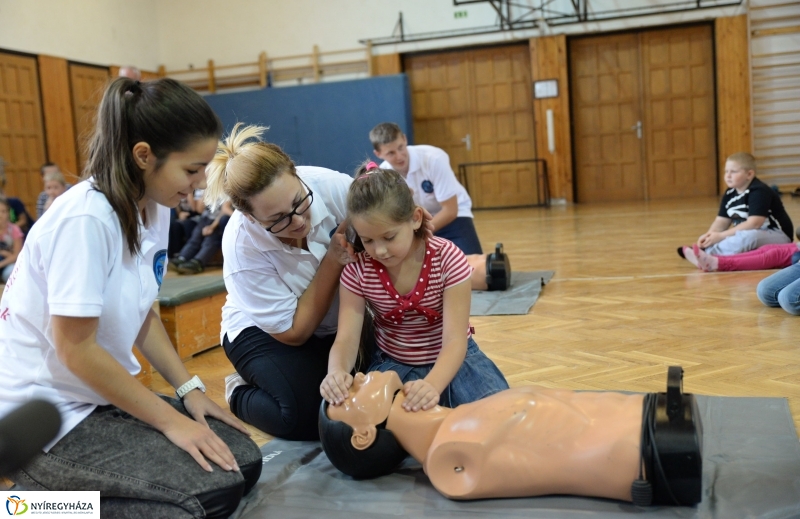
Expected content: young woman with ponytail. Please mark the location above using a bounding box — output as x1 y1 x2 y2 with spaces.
0 78 261 519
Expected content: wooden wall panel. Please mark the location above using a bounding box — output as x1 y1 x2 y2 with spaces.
0 52 47 211
715 15 751 191
37 55 79 182
530 35 573 202
372 53 402 76
69 64 110 174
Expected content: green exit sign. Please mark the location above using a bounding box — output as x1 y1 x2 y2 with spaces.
454 10 468 18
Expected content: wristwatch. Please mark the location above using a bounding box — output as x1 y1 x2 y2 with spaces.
176 375 206 399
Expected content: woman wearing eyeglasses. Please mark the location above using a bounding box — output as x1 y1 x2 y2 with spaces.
203 123 357 440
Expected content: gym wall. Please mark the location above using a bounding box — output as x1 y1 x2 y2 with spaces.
204 74 412 176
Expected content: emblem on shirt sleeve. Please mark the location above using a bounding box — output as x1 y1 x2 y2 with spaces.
153 249 167 287
421 180 434 194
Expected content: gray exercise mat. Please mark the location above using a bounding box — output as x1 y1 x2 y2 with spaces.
470 271 555 316
231 396 800 519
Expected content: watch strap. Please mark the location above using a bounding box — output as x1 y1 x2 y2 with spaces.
176 375 205 399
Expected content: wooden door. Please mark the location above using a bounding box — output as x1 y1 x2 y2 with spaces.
571 34 644 202
69 64 110 173
641 25 716 199
570 25 717 202
405 52 472 176
469 46 538 207
0 53 47 211
405 44 538 208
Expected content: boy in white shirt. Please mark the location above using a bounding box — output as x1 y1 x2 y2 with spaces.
371 122 510 291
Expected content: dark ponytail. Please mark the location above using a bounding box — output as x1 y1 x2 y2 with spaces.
84 77 222 256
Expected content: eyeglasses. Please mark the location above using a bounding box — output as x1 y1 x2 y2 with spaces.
261 178 314 234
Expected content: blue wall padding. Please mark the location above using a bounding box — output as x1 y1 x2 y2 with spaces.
204 74 413 176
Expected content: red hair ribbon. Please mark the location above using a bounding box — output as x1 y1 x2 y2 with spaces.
366 161 379 171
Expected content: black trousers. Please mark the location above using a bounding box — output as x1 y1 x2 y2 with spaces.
223 326 333 441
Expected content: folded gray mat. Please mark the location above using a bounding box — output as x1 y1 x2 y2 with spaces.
157 274 226 307
470 271 555 316
231 396 800 519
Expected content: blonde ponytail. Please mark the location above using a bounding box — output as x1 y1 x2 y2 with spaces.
204 123 296 213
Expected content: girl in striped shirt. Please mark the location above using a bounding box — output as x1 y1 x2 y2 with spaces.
321 164 508 412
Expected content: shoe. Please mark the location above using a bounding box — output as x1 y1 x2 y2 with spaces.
176 258 204 275
676 246 686 259
167 257 186 272
225 372 247 406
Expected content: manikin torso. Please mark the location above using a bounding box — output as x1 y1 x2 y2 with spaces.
387 387 643 501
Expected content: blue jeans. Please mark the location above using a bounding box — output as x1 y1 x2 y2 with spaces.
179 215 230 266
435 217 483 255
368 338 509 408
757 262 800 315
13 396 261 519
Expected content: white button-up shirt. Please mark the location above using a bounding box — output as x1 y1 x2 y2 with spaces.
381 145 473 219
220 166 352 342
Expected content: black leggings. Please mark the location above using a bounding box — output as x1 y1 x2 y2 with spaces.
223 326 333 441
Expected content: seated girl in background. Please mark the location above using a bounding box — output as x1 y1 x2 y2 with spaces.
684 242 800 316
683 242 800 273
321 163 508 412
0 196 22 283
41 169 68 214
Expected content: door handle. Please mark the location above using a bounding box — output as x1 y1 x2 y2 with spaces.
631 121 642 139
461 134 471 151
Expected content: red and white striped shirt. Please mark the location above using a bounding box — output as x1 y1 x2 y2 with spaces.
340 236 473 365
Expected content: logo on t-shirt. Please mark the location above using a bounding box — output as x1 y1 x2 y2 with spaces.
421 180 434 194
153 249 167 287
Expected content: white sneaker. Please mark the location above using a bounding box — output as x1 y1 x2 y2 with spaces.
224 372 247 405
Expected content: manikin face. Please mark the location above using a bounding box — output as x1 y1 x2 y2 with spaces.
45 180 66 199
328 371 404 450
374 136 410 175
140 137 218 209
724 160 755 192
350 209 423 269
248 172 313 241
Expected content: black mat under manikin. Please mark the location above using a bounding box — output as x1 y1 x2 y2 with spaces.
230 396 800 519
470 271 555 316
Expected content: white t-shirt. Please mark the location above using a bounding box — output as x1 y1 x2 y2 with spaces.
220 166 352 342
0 180 169 450
380 145 473 219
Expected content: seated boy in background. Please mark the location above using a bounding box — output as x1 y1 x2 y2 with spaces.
679 152 793 259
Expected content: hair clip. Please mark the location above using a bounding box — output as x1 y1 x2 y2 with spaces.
365 161 379 171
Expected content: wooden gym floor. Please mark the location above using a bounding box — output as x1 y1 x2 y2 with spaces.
152 195 800 446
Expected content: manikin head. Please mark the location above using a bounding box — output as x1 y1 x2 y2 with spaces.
318 371 408 479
